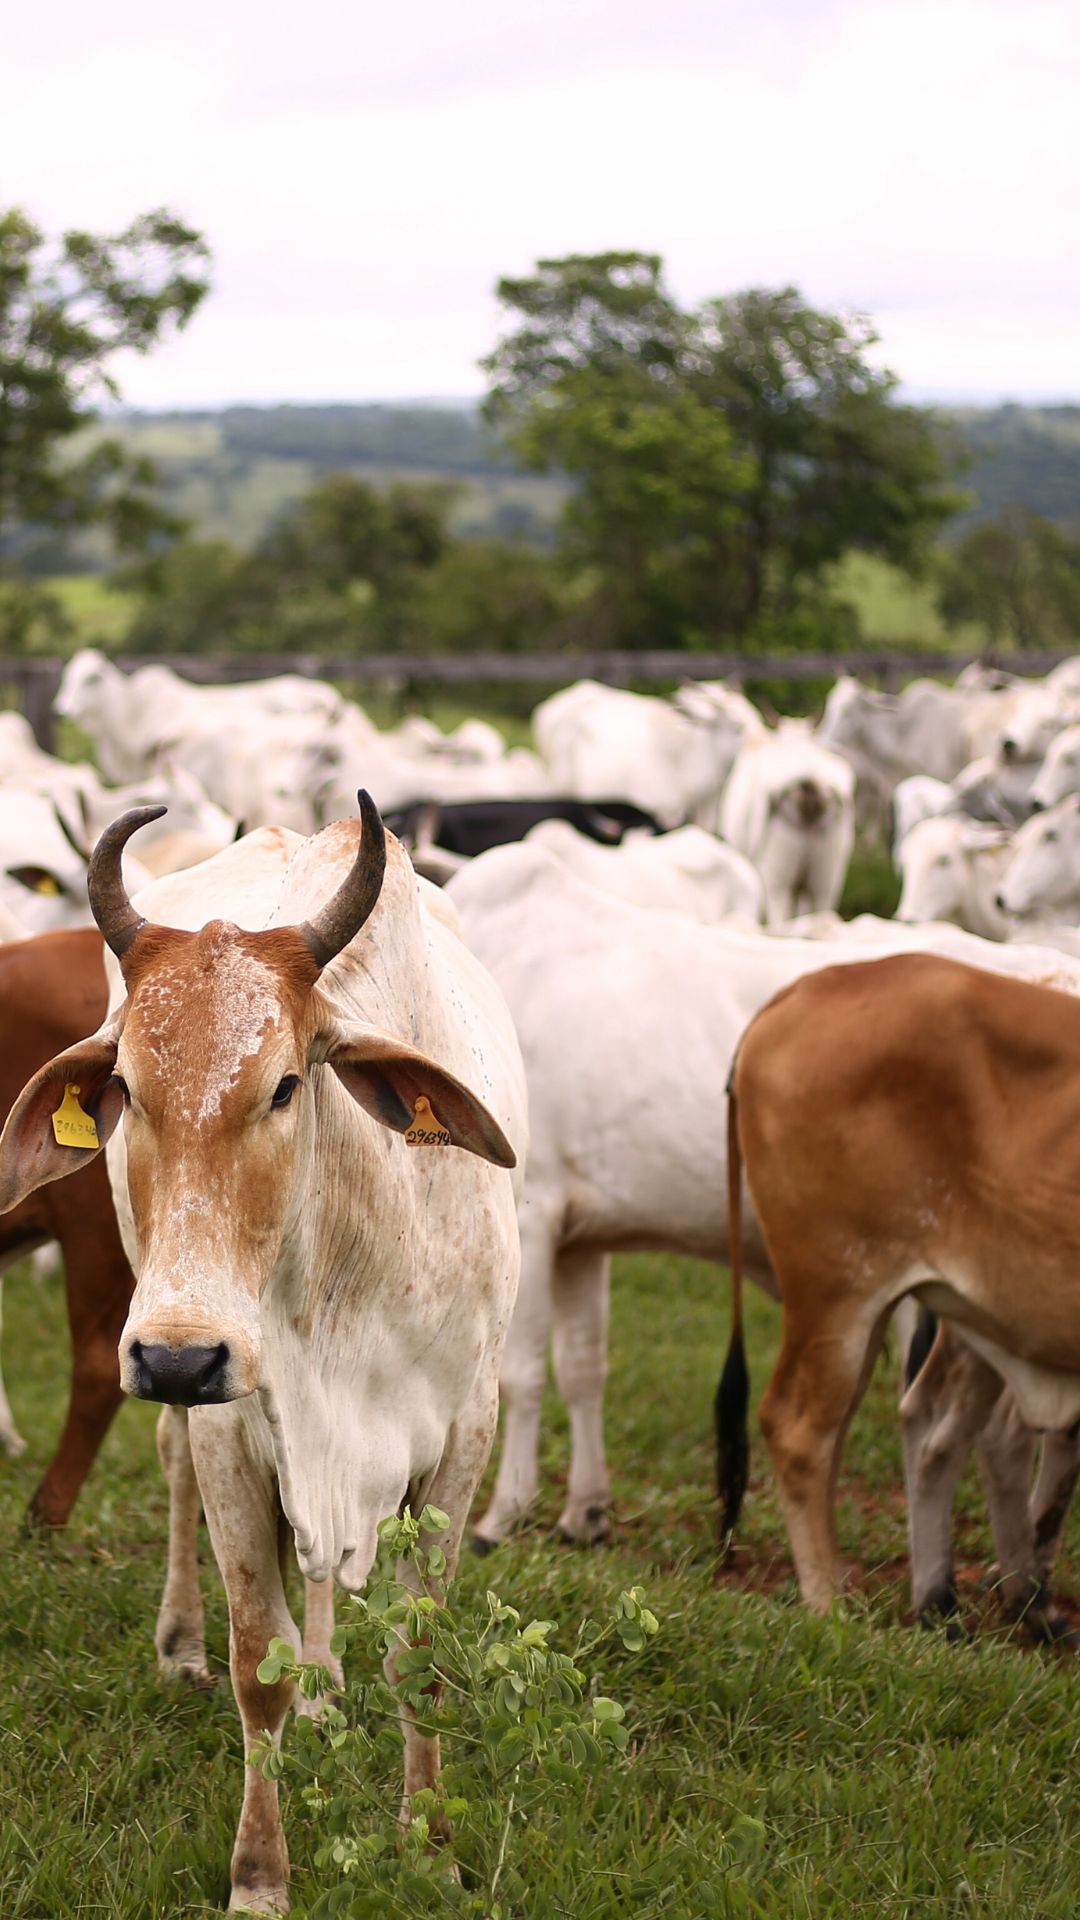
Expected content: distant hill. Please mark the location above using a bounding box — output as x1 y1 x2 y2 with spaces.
46 398 1080 571
949 404 1080 532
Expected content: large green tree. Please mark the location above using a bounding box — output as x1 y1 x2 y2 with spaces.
0 206 210 568
484 253 962 649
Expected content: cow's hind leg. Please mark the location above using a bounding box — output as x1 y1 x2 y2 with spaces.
189 1404 299 1916
29 1235 129 1527
980 1404 1080 1643
473 1209 556 1548
155 1406 211 1685
759 1298 887 1613
551 1248 611 1544
900 1322 1003 1628
0 1276 26 1458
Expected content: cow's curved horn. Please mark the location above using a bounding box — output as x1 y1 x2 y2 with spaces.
87 805 168 961
298 790 387 969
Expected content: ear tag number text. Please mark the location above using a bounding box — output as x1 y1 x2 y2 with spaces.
405 1095 451 1148
51 1085 100 1150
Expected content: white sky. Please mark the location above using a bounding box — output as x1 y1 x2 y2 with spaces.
4 0 1078 408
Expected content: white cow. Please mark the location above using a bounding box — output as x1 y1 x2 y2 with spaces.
0 798 525 1914
448 842 1080 1630
997 797 1080 925
1031 725 1080 810
525 819 765 924
533 679 763 829
55 649 344 783
895 816 1013 940
719 724 855 924
0 789 150 934
817 675 973 808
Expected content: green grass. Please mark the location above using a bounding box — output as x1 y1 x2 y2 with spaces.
828 553 987 654
47 576 138 650
2 1248 1079 1917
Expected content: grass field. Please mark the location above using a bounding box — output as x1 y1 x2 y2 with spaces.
2 1240 1079 1918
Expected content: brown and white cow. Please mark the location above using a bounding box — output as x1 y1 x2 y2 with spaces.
0 794 525 1915
720 951 1080 1627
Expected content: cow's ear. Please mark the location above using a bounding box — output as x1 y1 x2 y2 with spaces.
0 1034 124 1212
325 1028 516 1170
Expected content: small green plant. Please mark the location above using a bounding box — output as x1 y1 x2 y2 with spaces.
253 1505 660 1918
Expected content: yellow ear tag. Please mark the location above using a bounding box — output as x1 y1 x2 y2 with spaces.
35 874 61 896
404 1095 451 1148
51 1085 100 1150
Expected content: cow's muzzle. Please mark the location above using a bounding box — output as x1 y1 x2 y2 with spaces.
128 1339 233 1405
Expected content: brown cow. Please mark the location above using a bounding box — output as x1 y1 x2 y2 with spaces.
720 951 1080 1628
0 927 132 1526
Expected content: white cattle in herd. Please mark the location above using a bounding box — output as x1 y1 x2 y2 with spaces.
719 723 855 923
895 815 1012 940
1031 724 1080 809
817 675 973 809
0 789 151 934
524 820 766 924
447 841 1080 1633
533 679 763 829
55 649 344 783
997 796 1080 926
0 796 525 1914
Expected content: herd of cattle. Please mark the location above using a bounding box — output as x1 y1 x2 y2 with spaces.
6 646 1080 1909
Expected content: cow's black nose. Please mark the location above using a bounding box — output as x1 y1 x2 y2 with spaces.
130 1341 231 1404
994 893 1007 910
1028 798 1045 813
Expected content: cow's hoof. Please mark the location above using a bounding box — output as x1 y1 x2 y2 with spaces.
0 1429 27 1459
470 1532 499 1556
1023 1610 1080 1652
557 1503 612 1548
917 1586 963 1639
229 1892 288 1916
159 1651 216 1690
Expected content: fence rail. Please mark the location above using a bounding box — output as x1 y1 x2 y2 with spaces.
3 648 1073 753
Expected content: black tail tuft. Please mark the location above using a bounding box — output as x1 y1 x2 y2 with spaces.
716 1326 750 1546
904 1306 938 1390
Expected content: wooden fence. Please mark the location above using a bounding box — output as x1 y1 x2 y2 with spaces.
3 649 1072 753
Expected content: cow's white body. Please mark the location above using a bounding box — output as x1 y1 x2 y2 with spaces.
1031 724 1080 809
524 819 766 923
55 649 344 783
719 724 855 924
533 679 762 828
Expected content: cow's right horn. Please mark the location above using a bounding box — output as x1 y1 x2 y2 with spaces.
299 790 387 968
88 805 167 960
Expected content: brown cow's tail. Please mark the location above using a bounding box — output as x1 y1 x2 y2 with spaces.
716 1070 749 1551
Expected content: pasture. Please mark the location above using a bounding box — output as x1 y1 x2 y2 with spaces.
3 1247 1080 1917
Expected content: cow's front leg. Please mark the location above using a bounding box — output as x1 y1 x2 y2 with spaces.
155 1405 211 1684
395 1371 502 1830
551 1248 611 1543
189 1404 300 1916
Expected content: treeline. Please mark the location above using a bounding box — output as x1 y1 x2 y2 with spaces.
3 211 1080 663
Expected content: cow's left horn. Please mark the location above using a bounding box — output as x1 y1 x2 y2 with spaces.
88 805 167 960
299 790 387 968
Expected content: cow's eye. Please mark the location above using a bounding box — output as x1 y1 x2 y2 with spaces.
271 1075 301 1110
1045 830 1059 843
111 1075 131 1105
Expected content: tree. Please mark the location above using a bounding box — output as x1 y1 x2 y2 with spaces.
0 207 210 569
484 254 962 649
937 508 1080 650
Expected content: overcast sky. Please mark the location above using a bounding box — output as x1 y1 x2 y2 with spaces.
5 0 1078 408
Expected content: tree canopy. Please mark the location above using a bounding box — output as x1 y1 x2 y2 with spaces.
937 508 1080 651
484 253 963 649
0 207 210 567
